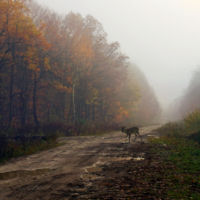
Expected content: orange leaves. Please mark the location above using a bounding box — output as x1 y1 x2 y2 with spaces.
44 57 50 70
52 81 72 94
115 104 130 122
28 63 38 70
0 2 143 126
86 87 98 105
0 0 51 70
1 0 29 37
67 77 72 84
70 34 94 69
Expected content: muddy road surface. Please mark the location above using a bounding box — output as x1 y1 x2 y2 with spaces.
0 125 160 200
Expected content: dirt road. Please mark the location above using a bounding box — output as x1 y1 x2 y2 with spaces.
0 125 160 200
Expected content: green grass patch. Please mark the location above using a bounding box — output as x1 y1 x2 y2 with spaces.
149 120 200 199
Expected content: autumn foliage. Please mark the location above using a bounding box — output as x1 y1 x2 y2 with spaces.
0 0 161 130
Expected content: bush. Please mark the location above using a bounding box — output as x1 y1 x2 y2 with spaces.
183 108 200 131
155 121 184 137
0 121 119 162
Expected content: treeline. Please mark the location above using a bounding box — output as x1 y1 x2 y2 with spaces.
0 0 161 129
130 64 162 125
167 68 200 121
179 69 200 116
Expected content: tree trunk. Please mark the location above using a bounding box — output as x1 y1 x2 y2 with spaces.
0 76 3 128
8 64 14 128
92 104 95 121
85 102 87 120
67 97 72 123
72 83 76 122
33 71 39 125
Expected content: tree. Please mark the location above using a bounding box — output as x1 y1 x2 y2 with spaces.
0 0 50 127
0 0 152 128
179 69 200 117
129 64 162 125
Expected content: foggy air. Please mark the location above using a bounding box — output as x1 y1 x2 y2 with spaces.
1 1 200 199
35 0 200 122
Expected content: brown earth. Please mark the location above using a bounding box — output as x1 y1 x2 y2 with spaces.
0 125 160 200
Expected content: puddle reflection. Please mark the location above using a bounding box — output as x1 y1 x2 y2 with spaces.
0 168 50 180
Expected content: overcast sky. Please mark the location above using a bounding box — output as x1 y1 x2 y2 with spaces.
36 0 200 109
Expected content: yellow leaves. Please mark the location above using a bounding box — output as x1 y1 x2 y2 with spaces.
70 32 94 68
23 34 29 42
55 84 67 92
38 20 47 33
1 0 30 37
108 101 130 123
118 105 129 118
86 87 98 105
53 81 72 94
183 108 200 128
123 110 129 117
28 63 37 70
43 42 51 51
44 57 50 70
0 0 51 76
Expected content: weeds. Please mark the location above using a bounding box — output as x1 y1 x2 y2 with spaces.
150 111 200 199
184 108 200 131
0 121 119 163
0 130 60 163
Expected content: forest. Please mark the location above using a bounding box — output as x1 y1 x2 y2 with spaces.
0 0 161 131
1 1 200 199
166 68 200 121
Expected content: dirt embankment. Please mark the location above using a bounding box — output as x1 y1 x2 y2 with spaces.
0 125 160 200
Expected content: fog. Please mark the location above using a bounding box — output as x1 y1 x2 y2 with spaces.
37 0 200 110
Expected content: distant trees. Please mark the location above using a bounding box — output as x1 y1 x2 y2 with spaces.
128 64 162 125
165 68 200 121
179 69 200 117
0 0 161 129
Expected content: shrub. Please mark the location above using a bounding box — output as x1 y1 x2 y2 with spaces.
155 121 184 138
183 108 200 131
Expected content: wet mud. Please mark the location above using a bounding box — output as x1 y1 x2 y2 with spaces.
0 168 50 180
0 125 160 199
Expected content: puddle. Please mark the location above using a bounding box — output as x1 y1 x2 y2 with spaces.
133 157 145 161
147 135 159 139
82 156 145 181
99 157 132 162
0 168 50 180
86 167 102 173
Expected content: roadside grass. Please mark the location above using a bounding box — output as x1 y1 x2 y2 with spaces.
149 119 200 199
0 131 61 164
0 121 119 163
0 141 62 164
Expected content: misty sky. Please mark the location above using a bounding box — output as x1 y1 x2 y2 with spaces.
36 0 200 109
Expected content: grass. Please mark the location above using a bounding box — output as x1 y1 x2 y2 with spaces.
0 121 119 163
149 120 200 199
0 133 61 163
